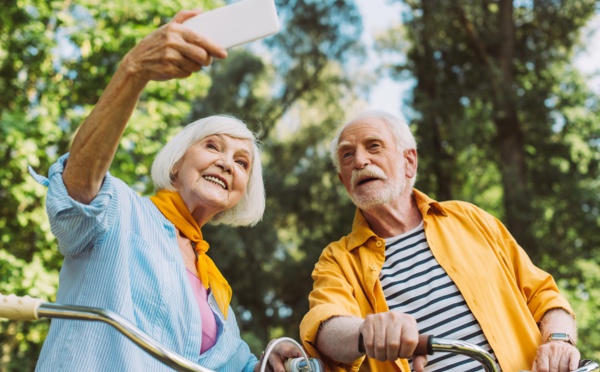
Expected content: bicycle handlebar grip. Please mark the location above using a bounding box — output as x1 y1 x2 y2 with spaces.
0 293 43 320
284 357 324 372
358 333 433 356
413 334 433 356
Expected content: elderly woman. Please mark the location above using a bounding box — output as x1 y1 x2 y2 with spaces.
33 9 298 372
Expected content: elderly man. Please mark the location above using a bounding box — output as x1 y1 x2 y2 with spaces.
300 110 579 372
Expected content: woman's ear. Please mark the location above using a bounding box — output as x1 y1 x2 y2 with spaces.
170 159 182 183
169 165 179 183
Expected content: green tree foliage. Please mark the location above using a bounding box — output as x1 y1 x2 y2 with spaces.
378 0 600 358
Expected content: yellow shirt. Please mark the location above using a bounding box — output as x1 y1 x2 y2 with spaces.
300 189 573 372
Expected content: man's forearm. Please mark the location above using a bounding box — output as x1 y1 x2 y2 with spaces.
315 316 364 363
538 308 577 344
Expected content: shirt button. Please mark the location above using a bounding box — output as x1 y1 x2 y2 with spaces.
375 241 382 247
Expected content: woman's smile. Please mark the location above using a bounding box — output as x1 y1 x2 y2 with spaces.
203 174 228 190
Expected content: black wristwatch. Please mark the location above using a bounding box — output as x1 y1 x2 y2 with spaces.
546 333 575 346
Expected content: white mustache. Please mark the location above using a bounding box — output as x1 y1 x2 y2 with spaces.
351 165 387 190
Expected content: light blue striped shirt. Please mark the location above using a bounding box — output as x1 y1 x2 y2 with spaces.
32 154 257 372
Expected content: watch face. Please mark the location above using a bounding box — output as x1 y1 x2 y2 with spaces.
548 333 574 345
552 333 568 338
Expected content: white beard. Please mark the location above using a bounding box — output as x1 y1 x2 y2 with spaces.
350 165 406 210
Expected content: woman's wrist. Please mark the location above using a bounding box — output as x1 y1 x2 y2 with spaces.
117 52 150 91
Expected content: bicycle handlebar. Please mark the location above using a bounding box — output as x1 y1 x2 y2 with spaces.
2 294 597 372
358 333 496 370
359 333 599 372
0 293 322 372
415 334 498 372
1 293 214 372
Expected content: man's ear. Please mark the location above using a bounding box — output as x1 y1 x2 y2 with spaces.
338 172 343 183
404 149 418 179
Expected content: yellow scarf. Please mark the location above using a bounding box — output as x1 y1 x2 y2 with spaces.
150 189 232 319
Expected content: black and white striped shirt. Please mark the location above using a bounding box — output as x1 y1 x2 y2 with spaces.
381 222 499 372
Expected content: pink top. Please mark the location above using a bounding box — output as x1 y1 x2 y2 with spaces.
186 269 218 354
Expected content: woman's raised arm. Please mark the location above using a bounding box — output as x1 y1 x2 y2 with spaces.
62 9 227 204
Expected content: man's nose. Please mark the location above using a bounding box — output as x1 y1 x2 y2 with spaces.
353 148 370 169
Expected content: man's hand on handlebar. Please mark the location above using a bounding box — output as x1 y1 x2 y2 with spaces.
358 312 428 371
532 341 580 372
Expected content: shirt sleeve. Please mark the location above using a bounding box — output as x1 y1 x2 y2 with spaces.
242 350 258 372
299 247 365 371
43 153 118 256
485 211 574 322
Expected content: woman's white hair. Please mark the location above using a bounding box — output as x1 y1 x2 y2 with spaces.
330 110 418 187
151 115 265 227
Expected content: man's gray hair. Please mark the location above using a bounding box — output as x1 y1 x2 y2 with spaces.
151 115 265 227
330 110 417 186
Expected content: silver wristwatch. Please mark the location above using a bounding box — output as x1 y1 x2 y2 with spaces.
546 333 575 345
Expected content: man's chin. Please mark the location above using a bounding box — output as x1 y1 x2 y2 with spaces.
350 188 403 210
351 196 386 211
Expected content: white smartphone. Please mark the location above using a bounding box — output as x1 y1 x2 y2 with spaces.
182 0 280 49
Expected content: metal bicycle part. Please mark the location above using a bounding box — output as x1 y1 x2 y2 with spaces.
260 337 318 372
0 294 320 372
425 336 500 372
37 302 215 372
417 335 599 372
284 357 325 372
359 333 500 372
570 359 600 372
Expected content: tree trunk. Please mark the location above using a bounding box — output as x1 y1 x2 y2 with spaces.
493 0 538 258
417 0 453 201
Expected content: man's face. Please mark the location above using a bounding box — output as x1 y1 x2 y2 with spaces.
336 118 415 210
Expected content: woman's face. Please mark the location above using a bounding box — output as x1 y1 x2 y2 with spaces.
172 134 253 223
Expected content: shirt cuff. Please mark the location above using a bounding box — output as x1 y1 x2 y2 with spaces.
44 153 114 219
